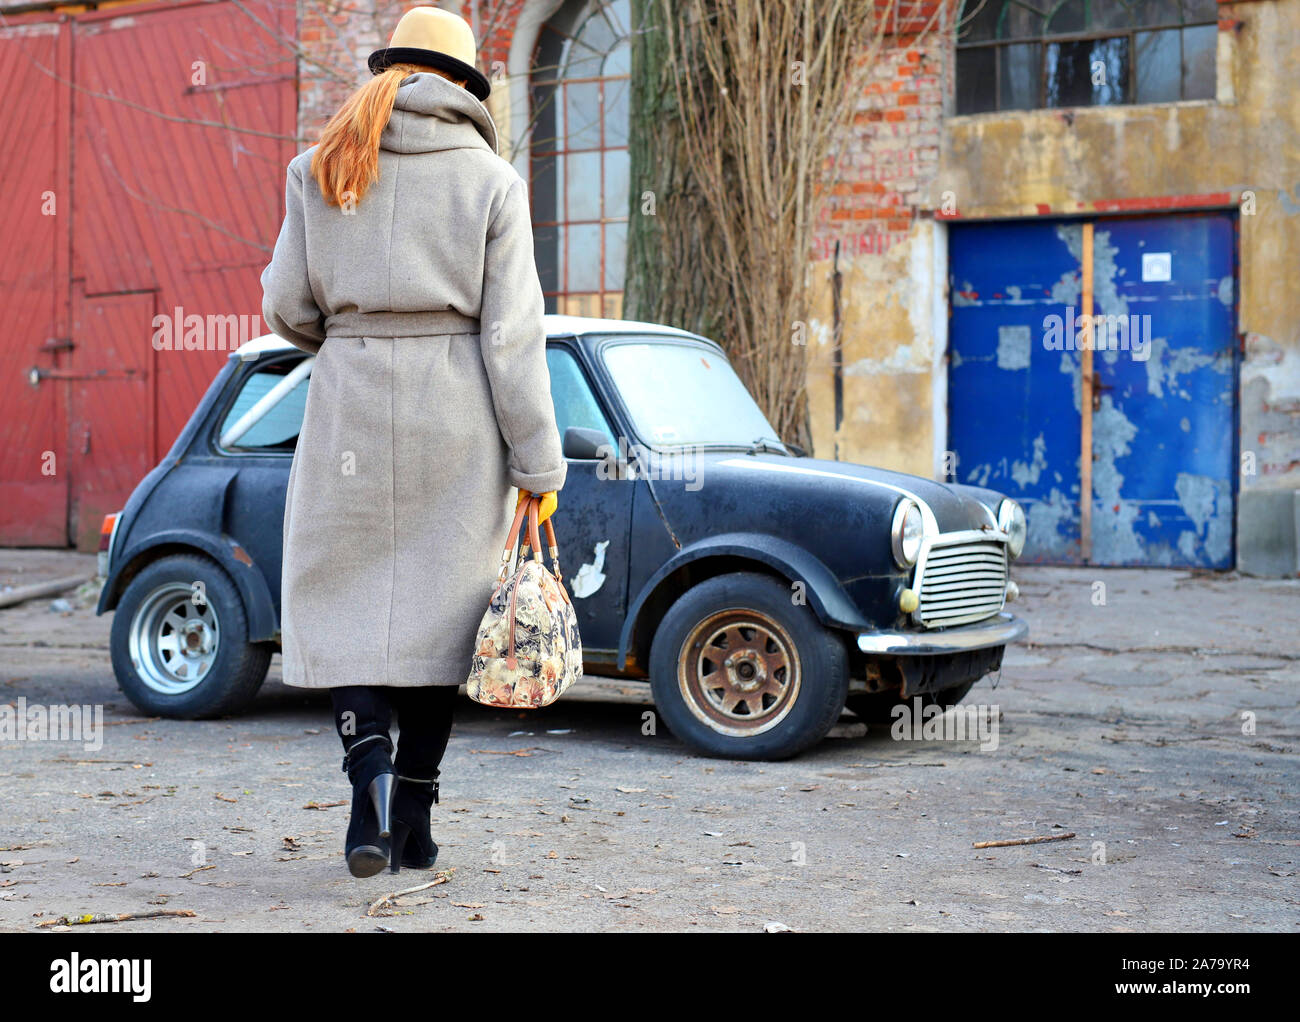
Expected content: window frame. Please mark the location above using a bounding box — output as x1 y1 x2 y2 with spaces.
209 352 312 459
545 339 619 452
529 0 631 319
955 3 1219 113
595 335 786 456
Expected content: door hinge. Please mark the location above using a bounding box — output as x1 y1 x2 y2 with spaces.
27 367 144 386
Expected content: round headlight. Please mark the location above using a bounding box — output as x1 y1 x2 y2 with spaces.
998 499 1027 558
891 499 924 568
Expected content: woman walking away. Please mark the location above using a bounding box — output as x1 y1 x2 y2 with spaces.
260 6 566 878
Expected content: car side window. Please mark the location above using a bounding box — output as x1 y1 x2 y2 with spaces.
217 358 309 452
547 346 615 448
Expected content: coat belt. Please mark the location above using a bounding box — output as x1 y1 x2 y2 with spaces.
325 308 482 338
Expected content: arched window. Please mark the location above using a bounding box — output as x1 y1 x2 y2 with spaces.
956 0 1217 114
530 0 630 317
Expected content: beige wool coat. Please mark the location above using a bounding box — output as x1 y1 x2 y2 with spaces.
260 71 567 689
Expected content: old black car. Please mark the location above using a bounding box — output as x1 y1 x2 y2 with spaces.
97 315 1028 760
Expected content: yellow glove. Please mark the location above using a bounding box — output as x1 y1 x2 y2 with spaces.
516 489 557 525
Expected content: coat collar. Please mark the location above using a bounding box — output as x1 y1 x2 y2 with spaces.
381 71 499 156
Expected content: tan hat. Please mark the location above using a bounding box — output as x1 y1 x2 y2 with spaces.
368 6 491 101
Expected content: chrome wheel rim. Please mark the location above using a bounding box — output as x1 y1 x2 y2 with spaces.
677 609 801 737
128 582 220 695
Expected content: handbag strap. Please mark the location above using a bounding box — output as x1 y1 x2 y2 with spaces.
542 517 565 589
493 498 533 588
521 499 570 599
525 497 544 562
494 495 574 651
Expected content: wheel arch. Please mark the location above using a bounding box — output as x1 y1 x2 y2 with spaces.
616 534 868 671
98 530 279 643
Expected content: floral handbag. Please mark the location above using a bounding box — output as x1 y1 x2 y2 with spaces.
466 495 583 708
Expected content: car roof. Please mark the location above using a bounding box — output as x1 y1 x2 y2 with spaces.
231 315 706 360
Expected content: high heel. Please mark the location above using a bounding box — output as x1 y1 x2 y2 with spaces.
389 821 411 874
369 772 395 840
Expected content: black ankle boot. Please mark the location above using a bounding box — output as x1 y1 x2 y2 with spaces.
389 772 440 872
388 685 455 873
341 734 396 878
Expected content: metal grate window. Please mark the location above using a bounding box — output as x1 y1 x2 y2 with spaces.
955 0 1218 114
530 0 631 319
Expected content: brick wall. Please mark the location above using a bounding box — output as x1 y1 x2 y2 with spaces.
813 15 947 262
805 6 954 477
296 1 530 143
297 1 391 142
470 0 525 79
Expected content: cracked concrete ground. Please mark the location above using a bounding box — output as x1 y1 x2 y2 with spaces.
1 549 1296 932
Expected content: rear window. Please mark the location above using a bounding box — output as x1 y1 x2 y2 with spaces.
217 359 308 451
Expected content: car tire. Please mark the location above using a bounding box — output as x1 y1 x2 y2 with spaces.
846 679 976 724
648 572 848 761
110 554 270 719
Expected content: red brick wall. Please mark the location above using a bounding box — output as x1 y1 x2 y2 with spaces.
298 1 389 141
813 4 949 262
297 1 530 142
470 0 526 80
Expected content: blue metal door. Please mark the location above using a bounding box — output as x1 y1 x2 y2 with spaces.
1089 214 1236 567
948 212 1236 568
948 220 1086 563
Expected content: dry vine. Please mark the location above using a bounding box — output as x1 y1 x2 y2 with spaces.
628 0 946 448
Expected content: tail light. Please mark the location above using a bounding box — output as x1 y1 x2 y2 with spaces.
98 512 120 577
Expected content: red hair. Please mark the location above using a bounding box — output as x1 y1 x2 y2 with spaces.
310 64 470 208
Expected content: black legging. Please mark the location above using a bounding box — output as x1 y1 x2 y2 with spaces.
330 685 457 780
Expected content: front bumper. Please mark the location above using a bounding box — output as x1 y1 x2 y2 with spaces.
856 612 1027 656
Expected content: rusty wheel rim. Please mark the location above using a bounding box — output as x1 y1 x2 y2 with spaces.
677 609 801 737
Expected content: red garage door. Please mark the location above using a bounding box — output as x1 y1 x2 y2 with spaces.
0 19 67 544
0 0 297 549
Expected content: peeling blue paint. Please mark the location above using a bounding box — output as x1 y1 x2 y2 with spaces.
1217 276 1233 307
996 325 1032 370
1090 395 1145 564
1090 229 1131 322
1143 335 1218 399
1011 433 1047 487
1025 488 1076 559
952 280 978 307
1175 473 1233 565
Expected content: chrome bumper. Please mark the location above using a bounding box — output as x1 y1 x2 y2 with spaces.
856 612 1027 655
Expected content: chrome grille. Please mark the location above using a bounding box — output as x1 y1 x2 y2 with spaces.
915 538 1008 627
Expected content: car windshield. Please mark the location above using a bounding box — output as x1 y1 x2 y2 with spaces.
602 339 784 449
